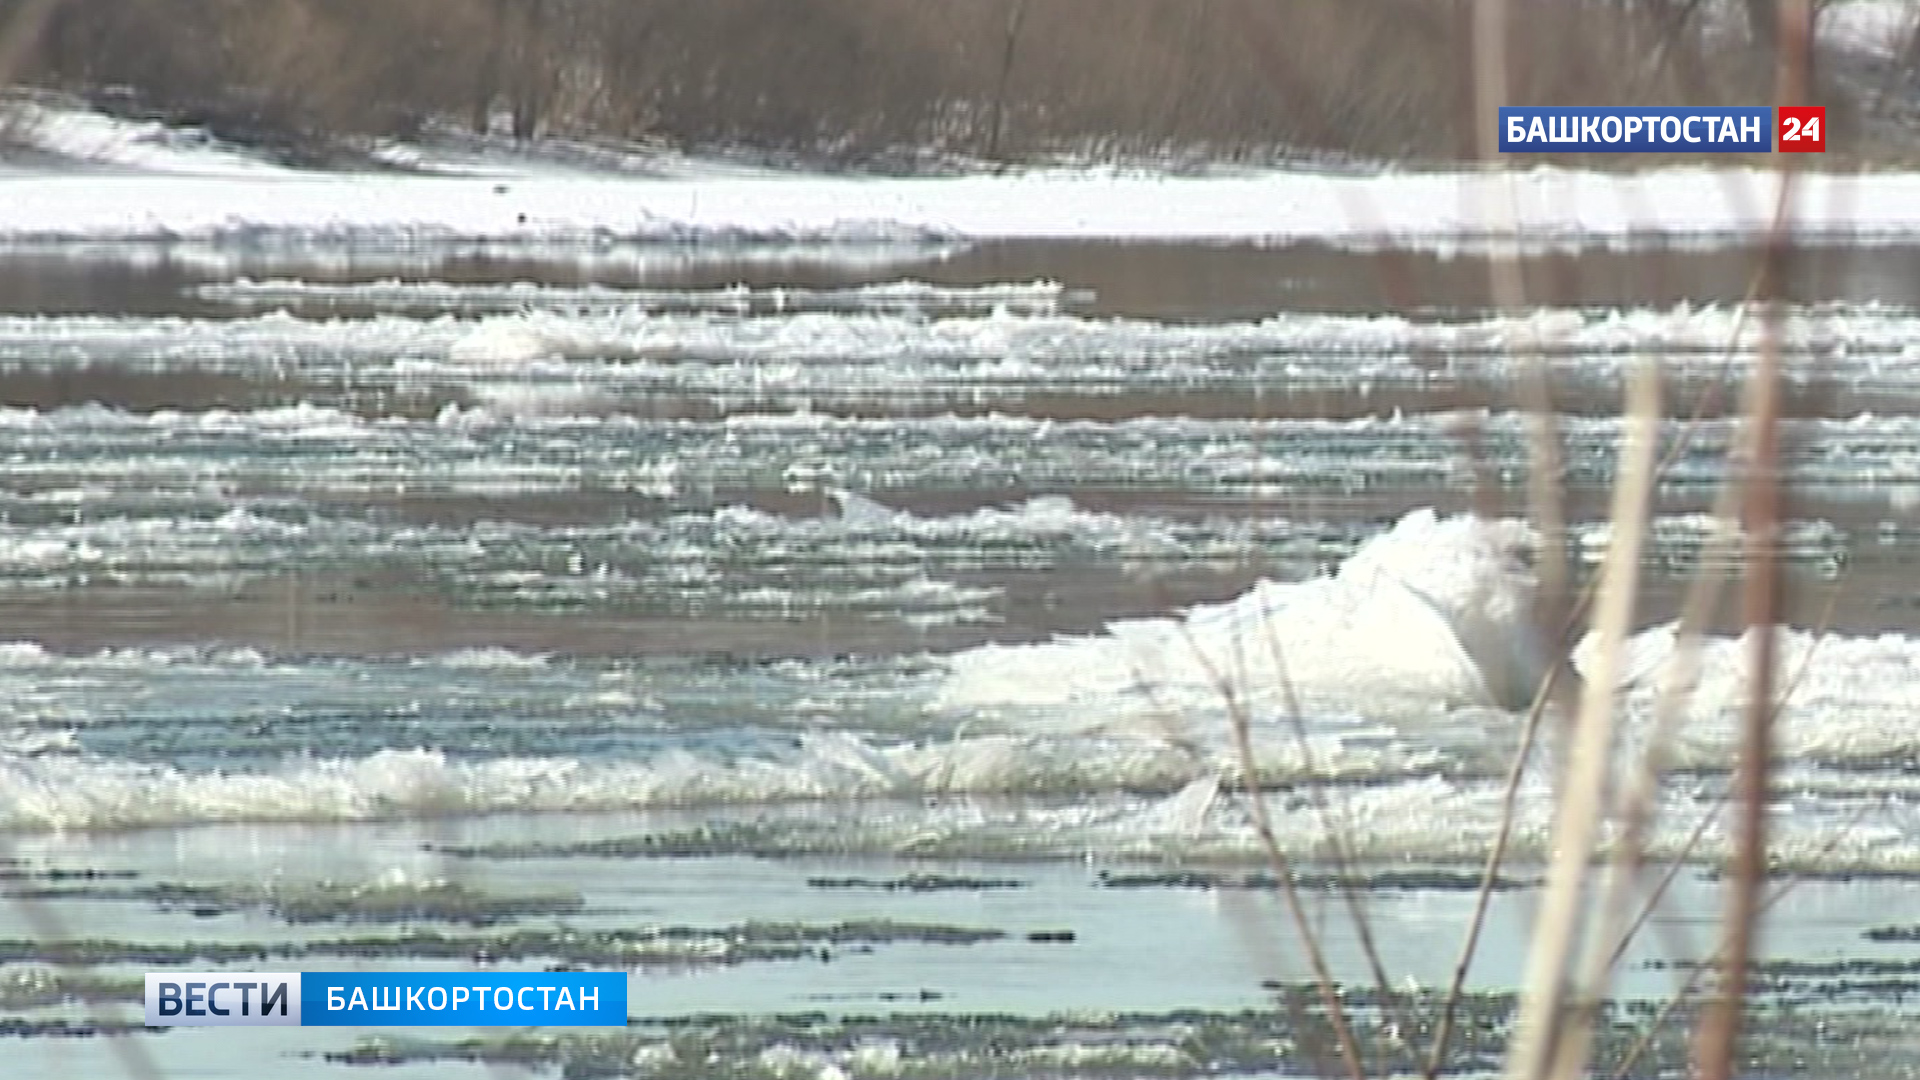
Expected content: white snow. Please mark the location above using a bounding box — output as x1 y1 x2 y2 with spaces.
6 96 1920 249
9 81 1920 255
0 164 1917 251
1 98 294 176
1821 0 1920 57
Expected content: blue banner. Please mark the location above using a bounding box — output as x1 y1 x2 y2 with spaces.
1499 107 1772 153
303 972 627 1026
147 971 627 1026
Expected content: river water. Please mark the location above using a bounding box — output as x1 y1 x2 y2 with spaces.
5 236 1920 1078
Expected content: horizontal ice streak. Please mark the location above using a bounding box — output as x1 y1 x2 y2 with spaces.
195 278 1080 317
0 498 1847 592
0 404 1915 502
0 238 977 277
2 303 1913 389
0 642 944 766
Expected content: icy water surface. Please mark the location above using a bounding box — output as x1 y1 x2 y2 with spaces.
8 237 1920 1078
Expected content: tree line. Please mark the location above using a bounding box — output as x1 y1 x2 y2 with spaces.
0 0 1870 165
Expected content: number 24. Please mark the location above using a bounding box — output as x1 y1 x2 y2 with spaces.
1783 116 1821 141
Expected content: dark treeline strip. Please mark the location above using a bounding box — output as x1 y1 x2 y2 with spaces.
0 0 1871 165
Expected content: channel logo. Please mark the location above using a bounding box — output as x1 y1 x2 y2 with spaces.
1778 105 1826 152
145 972 627 1027
1498 106 1800 153
145 973 301 1027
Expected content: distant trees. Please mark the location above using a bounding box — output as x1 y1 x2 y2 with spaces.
13 0 490 152
0 0 1865 164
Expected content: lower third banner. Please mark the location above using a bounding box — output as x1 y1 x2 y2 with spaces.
145 971 627 1026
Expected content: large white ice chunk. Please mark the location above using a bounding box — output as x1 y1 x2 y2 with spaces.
940 507 1552 720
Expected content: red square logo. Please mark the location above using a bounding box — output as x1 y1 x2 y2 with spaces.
1778 106 1826 152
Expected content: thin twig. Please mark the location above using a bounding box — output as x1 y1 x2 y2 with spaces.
1422 657 1560 1080
1182 626 1368 1080
1612 799 1874 1080
1608 561 1845 983
1250 599 1422 1075
1539 360 1663 1079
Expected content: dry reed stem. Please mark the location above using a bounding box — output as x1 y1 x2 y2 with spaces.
1500 359 1660 1080
1618 876 1787 1079
1463 2 1624 1069
1473 4 1604 1073
1599 230 1850 987
1612 790 1730 973
1607 573 1847 1070
1469 0 1572 648
1588 415 1746 977
1544 360 1663 1079
1613 801 1871 1080
1465 316 1743 1056
1609 566 1842 976
1692 3 1810 1070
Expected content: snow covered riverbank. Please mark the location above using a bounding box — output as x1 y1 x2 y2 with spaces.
2 164 1919 252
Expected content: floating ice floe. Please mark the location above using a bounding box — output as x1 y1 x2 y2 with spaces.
939 506 1551 719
